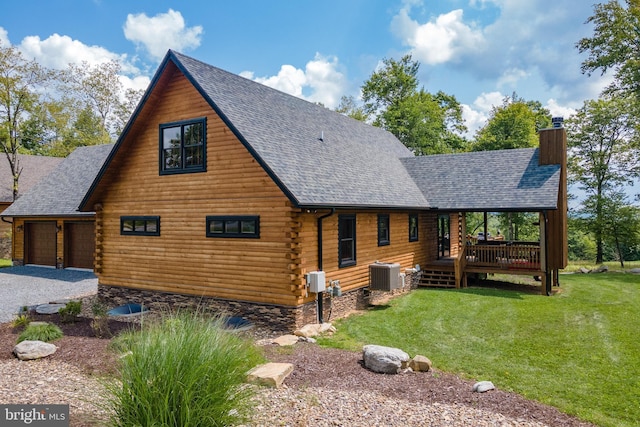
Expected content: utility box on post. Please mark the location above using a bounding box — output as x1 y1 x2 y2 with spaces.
307 271 326 293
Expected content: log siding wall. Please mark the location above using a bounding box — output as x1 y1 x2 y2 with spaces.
91 66 441 328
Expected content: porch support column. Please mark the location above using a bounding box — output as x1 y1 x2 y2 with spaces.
541 210 552 296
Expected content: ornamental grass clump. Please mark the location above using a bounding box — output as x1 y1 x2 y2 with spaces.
106 311 264 427
17 322 63 343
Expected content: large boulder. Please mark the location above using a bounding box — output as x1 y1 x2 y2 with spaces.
13 340 57 360
472 381 495 393
294 323 336 338
362 344 410 374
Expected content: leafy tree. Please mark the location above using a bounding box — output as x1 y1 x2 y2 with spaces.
335 95 368 122
361 54 467 154
61 60 143 140
577 0 640 98
566 95 640 263
0 45 51 199
472 94 552 151
599 192 640 266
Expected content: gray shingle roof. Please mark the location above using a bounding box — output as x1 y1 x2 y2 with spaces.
171 51 429 209
401 148 561 211
80 51 562 213
2 144 114 217
0 154 63 203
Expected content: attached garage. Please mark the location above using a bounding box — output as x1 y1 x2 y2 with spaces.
25 221 57 266
0 144 114 270
65 221 95 269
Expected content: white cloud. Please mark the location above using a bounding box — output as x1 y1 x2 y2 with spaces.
545 99 576 120
0 27 9 47
461 91 504 137
242 53 346 109
123 9 203 61
18 33 134 71
391 8 485 65
497 68 529 89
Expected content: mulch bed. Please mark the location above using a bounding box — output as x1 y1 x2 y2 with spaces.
0 312 594 427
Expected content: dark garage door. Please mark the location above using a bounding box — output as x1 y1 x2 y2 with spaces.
25 221 57 267
65 222 95 269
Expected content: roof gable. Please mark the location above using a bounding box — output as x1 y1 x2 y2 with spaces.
81 50 430 211
2 144 114 217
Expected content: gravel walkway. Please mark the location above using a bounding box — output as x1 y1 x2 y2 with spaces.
0 266 97 323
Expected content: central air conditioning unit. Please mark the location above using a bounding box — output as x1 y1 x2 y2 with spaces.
369 262 401 291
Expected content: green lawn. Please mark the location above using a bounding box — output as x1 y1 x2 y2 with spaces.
319 272 640 427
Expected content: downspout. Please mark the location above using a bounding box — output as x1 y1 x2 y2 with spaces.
1 217 12 225
316 208 335 323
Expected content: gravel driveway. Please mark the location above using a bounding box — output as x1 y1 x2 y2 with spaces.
0 266 97 323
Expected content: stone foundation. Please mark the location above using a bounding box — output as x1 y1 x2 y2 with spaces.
98 269 422 331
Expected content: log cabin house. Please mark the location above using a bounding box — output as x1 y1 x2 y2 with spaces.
72 50 566 330
2 145 113 269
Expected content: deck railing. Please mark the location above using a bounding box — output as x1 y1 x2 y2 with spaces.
465 243 541 271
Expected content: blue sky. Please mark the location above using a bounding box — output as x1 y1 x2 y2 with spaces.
1 0 611 137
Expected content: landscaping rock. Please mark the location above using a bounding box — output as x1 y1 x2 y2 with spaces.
13 340 57 361
591 265 608 273
362 344 410 374
294 323 336 338
577 267 590 274
472 381 495 393
247 362 294 388
408 355 432 372
629 268 640 274
35 303 66 314
273 334 300 346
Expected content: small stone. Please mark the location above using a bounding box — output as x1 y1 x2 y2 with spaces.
299 337 317 344
408 355 432 372
247 362 294 388
13 340 57 360
578 267 590 274
472 381 495 393
273 334 300 346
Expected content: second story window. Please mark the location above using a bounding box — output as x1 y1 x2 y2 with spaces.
160 118 206 174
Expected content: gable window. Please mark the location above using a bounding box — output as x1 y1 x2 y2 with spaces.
338 214 356 267
409 213 419 242
121 216 160 236
160 118 206 174
377 214 390 246
206 216 260 238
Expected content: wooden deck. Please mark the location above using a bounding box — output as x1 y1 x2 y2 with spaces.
420 242 543 289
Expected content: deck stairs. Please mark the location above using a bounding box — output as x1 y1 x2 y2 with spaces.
419 262 456 288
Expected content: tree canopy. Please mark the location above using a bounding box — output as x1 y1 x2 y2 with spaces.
577 0 640 98
566 95 640 263
359 54 467 155
472 94 552 151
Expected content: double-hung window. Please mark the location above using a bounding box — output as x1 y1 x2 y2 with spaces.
409 213 419 242
338 214 356 267
160 118 206 174
377 214 390 246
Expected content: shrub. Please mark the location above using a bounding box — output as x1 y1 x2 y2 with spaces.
17 322 63 343
11 314 31 329
90 300 111 338
105 311 264 426
59 300 82 323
